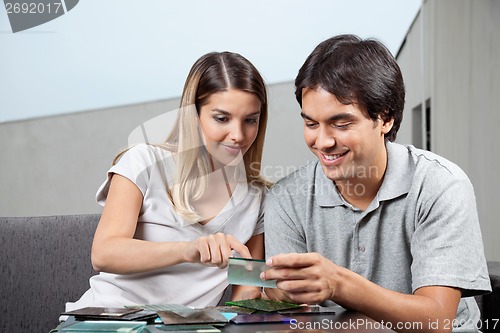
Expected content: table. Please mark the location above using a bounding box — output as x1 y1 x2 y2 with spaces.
57 305 397 333
217 306 396 333
219 306 397 333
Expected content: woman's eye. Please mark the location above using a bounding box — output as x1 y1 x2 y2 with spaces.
214 116 228 123
245 118 258 124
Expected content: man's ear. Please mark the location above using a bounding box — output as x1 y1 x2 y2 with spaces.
380 116 394 135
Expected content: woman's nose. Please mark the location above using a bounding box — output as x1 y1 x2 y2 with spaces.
229 122 244 143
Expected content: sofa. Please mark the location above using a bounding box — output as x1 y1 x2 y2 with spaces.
0 214 99 333
0 214 236 333
1 214 499 333
478 261 500 333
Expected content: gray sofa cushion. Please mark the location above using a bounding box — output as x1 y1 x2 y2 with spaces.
479 261 500 333
0 214 99 333
2 214 498 333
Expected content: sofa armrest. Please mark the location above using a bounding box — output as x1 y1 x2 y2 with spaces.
0 214 99 333
476 261 500 333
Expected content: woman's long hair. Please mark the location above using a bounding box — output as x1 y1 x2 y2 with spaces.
159 51 269 222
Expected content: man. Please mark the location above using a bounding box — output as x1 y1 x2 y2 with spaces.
262 34 491 332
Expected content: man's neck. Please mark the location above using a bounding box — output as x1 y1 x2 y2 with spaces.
335 176 384 210
335 152 388 211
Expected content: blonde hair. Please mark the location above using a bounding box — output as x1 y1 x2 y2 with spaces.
116 52 270 222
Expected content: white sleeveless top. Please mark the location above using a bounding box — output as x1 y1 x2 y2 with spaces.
66 144 265 310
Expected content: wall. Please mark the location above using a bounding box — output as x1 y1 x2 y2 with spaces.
2 1 498 261
0 81 312 217
396 0 500 261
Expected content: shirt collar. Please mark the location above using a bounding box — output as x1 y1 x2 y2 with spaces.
378 141 414 201
315 141 414 207
315 163 347 207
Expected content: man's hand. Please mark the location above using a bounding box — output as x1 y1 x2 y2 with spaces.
261 252 341 304
262 253 462 333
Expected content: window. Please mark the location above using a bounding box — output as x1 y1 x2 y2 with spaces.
412 99 431 150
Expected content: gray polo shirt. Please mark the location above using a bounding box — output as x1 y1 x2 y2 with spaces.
265 142 491 331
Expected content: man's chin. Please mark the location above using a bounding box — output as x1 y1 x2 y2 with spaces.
321 165 341 181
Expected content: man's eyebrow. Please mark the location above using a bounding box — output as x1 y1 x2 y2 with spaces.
300 112 357 122
300 112 314 121
328 113 357 122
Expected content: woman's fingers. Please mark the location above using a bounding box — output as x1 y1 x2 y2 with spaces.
190 233 251 268
226 235 252 259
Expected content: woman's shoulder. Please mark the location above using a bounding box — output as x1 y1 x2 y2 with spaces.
119 143 175 164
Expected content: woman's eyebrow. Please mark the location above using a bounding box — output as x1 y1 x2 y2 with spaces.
211 108 230 114
211 109 260 116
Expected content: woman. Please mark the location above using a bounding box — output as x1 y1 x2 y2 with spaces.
67 51 270 310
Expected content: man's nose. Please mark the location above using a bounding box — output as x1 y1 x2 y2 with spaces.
315 126 335 151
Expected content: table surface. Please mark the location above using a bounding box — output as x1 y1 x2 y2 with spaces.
221 306 396 333
151 306 397 333
56 305 398 333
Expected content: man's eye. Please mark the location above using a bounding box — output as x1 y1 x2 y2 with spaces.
305 122 318 128
335 123 350 129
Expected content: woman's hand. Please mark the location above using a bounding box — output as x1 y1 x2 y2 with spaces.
184 233 251 269
263 287 295 303
231 286 263 301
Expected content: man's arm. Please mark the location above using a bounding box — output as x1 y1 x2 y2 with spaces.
264 184 308 257
263 252 461 333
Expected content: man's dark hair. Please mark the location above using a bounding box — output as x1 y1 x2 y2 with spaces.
295 34 405 142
